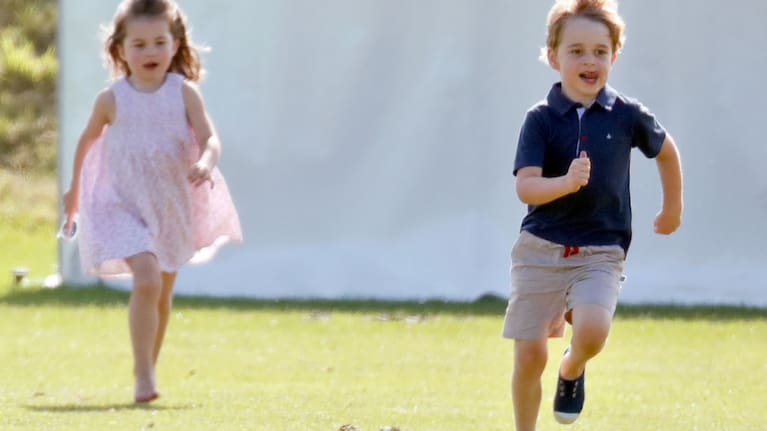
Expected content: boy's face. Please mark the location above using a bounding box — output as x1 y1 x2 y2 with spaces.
548 16 617 106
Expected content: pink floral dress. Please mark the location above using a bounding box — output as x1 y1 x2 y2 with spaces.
77 73 242 277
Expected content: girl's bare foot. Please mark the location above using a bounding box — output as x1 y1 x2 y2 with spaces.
134 391 159 403
134 376 159 403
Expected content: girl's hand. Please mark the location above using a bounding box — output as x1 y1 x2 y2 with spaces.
653 209 681 235
62 188 79 231
564 151 590 193
188 161 215 188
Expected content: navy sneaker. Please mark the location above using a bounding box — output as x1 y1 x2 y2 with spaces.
553 363 585 424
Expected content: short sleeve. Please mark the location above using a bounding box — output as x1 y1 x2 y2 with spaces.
632 101 667 158
514 108 547 175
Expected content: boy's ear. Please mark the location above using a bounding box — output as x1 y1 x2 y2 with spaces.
611 51 617 65
547 48 560 70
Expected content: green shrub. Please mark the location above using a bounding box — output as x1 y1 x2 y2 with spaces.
0 0 57 174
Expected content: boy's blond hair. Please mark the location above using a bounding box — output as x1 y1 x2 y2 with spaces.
541 0 625 61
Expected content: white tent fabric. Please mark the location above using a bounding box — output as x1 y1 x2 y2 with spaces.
58 1 767 305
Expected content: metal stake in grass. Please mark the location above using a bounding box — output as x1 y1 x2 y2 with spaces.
12 267 29 286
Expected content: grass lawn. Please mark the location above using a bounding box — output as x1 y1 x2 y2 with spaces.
1 284 765 431
0 170 58 283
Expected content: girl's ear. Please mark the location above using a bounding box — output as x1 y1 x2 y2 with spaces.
172 39 180 57
547 47 560 71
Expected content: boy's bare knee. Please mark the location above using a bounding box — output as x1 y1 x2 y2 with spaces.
573 305 611 335
514 340 548 375
571 322 610 358
575 333 607 357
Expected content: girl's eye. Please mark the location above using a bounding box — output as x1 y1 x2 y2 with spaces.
570 49 581 55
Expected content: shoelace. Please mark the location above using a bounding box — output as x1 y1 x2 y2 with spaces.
558 379 579 398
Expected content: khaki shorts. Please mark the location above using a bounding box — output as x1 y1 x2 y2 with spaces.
502 231 626 340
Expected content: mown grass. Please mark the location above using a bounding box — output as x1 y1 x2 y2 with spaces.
0 169 58 283
1 283 765 431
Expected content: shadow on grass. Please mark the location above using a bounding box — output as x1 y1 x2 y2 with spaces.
1 284 765 320
23 402 196 413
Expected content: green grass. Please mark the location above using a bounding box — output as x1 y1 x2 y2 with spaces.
1 285 765 431
0 169 58 283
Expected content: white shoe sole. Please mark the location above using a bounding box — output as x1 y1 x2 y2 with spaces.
553 411 579 424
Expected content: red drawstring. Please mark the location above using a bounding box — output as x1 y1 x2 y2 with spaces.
563 245 580 258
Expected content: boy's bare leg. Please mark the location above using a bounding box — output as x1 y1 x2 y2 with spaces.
560 304 612 379
126 252 163 401
153 271 177 365
512 338 548 431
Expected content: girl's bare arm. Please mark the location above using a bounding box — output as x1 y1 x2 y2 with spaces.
62 89 114 225
182 81 220 187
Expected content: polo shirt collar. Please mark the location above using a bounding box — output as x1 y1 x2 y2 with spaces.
547 82 619 115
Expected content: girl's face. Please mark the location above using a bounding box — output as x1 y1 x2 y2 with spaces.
548 16 617 106
118 16 178 91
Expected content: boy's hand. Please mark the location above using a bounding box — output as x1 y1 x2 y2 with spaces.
564 151 590 193
653 209 681 234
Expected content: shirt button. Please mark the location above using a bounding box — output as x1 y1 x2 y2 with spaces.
580 135 588 142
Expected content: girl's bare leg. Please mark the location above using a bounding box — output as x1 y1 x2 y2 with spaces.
126 252 162 402
153 271 176 365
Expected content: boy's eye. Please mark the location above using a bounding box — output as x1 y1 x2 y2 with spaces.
570 49 581 55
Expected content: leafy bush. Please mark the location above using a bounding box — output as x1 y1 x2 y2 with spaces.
0 0 57 174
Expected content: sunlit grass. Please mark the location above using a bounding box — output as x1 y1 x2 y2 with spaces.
0 285 765 431
0 169 57 283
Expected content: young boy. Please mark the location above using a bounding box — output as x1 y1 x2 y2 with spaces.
503 1 683 429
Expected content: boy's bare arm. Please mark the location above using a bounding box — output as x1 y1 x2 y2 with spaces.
653 135 683 234
516 151 590 205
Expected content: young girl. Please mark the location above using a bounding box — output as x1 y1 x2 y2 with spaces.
62 0 242 403
503 0 682 429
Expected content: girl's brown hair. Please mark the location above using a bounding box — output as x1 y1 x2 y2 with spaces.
543 0 625 57
103 0 204 81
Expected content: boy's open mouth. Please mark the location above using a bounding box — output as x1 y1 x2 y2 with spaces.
579 71 599 84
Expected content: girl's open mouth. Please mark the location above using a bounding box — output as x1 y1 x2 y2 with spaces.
143 62 159 70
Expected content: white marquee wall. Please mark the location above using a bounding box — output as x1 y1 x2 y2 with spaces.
58 1 767 305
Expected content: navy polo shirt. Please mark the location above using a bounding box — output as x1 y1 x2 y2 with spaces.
514 83 666 253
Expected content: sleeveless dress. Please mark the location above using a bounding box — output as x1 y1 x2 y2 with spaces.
77 73 242 277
